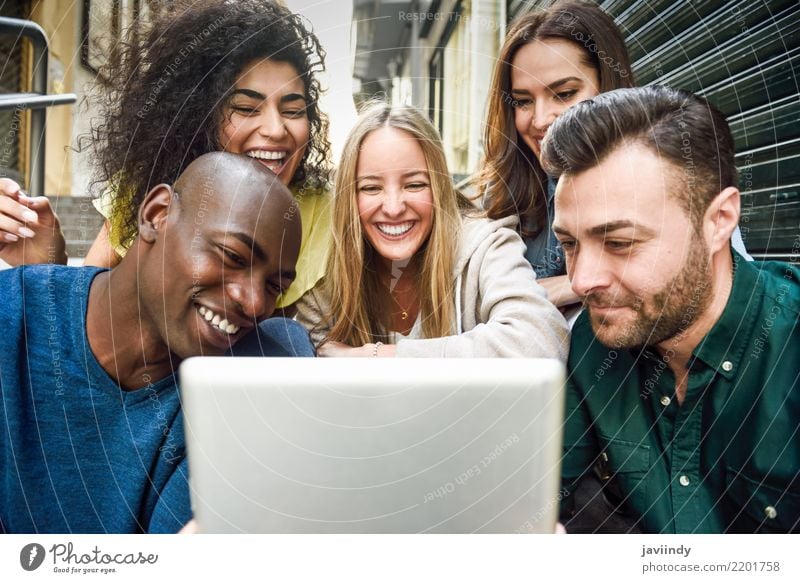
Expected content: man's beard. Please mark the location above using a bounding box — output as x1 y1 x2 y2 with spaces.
587 236 713 350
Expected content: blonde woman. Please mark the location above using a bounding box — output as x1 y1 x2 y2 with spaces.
296 103 568 358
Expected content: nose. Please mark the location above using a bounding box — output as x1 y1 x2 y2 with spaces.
257 107 288 141
532 100 559 132
381 187 406 218
225 279 269 321
568 246 613 299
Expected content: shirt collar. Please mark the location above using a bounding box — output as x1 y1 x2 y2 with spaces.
546 176 556 202
634 252 761 379
690 251 762 379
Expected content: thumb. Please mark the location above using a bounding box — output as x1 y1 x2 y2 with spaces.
18 194 50 208
19 196 57 220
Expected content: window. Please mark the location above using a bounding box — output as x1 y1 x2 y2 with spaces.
442 5 470 174
0 1 30 187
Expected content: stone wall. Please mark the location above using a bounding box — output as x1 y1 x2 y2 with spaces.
50 195 104 261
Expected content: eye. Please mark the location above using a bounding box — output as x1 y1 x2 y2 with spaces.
555 90 579 102
605 240 634 251
559 239 577 253
282 107 307 119
230 105 259 116
512 97 532 109
267 279 290 297
220 247 246 266
359 184 381 194
406 182 428 191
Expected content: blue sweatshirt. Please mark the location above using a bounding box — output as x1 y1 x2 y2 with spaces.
0 265 190 533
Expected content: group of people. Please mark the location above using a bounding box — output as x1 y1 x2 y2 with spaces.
0 0 796 534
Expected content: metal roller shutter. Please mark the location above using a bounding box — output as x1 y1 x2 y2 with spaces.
513 0 799 259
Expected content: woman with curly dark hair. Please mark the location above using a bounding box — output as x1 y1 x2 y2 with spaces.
0 0 332 308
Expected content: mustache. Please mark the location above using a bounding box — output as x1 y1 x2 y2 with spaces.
582 292 643 311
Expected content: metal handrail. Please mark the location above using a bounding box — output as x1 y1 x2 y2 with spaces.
0 16 77 195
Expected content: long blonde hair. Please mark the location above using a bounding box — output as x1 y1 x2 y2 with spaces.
325 102 474 345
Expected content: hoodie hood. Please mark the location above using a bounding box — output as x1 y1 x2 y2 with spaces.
454 214 520 275
451 214 521 335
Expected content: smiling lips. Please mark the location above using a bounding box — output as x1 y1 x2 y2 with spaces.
197 305 241 335
376 221 414 237
530 133 546 153
246 150 287 174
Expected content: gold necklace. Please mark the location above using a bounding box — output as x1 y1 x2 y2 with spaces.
389 289 415 321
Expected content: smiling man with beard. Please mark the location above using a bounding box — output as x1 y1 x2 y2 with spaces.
0 152 305 533
544 86 799 533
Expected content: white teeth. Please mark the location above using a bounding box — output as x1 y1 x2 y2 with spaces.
377 222 413 236
247 150 286 161
196 306 240 336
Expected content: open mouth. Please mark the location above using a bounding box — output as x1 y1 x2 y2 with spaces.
246 150 287 175
376 221 415 237
197 305 240 336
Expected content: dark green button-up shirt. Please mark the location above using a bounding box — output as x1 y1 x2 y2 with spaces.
561 254 800 533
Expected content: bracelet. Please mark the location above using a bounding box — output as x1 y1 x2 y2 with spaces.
372 341 383 357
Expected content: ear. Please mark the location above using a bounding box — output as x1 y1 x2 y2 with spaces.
702 186 740 255
137 184 174 244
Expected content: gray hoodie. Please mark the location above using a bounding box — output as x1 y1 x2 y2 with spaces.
295 215 569 360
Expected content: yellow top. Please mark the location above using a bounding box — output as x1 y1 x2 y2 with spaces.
277 188 331 308
92 187 331 308
92 189 129 258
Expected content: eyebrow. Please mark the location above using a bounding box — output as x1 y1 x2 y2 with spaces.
553 220 655 238
357 171 429 181
229 89 307 104
511 76 583 94
589 220 656 237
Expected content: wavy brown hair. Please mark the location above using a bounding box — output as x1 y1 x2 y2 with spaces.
476 0 634 236
324 103 475 346
79 0 331 251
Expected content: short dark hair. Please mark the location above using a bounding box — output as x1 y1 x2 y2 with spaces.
541 86 737 226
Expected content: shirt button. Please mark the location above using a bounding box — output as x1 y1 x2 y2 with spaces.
765 506 777 519
679 475 691 487
721 361 733 372
660 395 671 406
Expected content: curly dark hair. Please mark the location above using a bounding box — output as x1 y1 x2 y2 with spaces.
80 0 331 251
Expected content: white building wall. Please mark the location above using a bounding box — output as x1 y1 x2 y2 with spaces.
468 0 501 174
383 0 501 176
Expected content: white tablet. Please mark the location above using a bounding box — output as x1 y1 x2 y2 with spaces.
180 357 565 533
